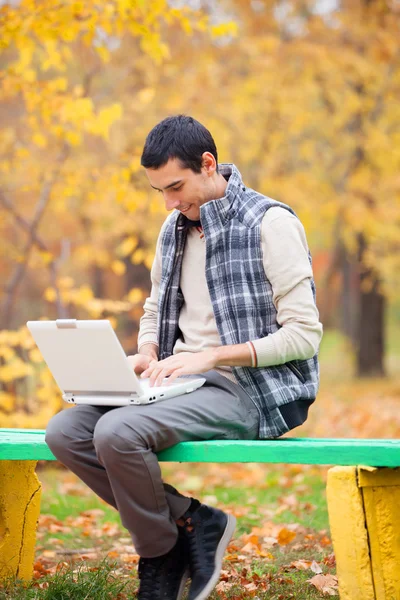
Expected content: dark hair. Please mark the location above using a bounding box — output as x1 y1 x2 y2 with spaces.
141 115 218 173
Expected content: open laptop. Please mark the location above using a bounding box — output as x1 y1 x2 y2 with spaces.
26 319 206 406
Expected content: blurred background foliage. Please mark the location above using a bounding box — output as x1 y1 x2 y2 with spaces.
0 0 399 428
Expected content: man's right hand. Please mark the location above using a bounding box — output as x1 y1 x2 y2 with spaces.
126 354 158 375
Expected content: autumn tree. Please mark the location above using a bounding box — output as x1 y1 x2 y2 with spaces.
1 0 399 431
161 0 400 377
0 0 228 426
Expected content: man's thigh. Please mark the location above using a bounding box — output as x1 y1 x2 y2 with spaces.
46 403 111 442
93 370 260 453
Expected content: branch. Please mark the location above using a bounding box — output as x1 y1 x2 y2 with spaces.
0 144 70 328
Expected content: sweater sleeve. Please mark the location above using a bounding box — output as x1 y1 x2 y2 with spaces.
251 207 323 366
137 220 168 352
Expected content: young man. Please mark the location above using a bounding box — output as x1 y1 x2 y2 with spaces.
46 115 322 600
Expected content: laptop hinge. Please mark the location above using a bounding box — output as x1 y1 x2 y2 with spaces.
56 319 77 329
64 392 139 399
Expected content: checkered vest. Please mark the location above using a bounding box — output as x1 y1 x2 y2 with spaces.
157 164 319 439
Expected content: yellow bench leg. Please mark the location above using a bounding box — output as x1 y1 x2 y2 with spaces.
0 461 41 580
327 465 400 600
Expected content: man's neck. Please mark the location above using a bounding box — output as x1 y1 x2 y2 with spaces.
213 172 229 200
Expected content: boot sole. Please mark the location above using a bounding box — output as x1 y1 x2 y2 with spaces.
177 567 190 600
190 513 237 600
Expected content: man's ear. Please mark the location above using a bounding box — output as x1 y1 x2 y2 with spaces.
202 151 217 175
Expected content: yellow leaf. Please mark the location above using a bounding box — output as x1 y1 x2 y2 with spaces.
277 528 296 546
29 348 43 363
65 131 82 146
144 253 154 271
32 133 47 148
116 236 138 257
0 391 15 412
111 260 126 275
126 288 143 304
0 347 15 361
0 359 33 382
38 250 53 264
75 285 94 303
44 287 57 302
96 45 111 63
88 103 123 139
211 22 238 38
24 69 36 82
131 248 145 265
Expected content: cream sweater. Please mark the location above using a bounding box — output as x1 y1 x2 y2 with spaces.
138 207 323 384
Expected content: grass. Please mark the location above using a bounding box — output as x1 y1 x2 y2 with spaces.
0 560 136 599
36 462 330 544
0 553 335 600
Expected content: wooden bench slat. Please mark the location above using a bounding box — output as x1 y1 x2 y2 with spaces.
1 429 400 466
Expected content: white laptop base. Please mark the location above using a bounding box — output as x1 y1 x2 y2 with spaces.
63 376 205 406
26 319 206 406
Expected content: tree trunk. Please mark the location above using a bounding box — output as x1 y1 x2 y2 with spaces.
356 235 386 377
339 242 359 347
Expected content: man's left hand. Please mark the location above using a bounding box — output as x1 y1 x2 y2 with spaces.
140 350 218 387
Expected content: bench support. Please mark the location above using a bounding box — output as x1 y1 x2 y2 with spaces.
0 461 41 580
327 466 400 600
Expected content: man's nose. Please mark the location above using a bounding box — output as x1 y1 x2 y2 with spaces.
164 194 180 211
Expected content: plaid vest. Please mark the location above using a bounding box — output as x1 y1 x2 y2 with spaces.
157 164 319 439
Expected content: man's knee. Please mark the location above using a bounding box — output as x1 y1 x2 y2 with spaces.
45 410 71 456
93 411 149 460
45 408 88 456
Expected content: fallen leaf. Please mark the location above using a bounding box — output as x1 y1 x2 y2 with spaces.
41 550 56 558
290 559 312 570
216 580 235 592
311 560 323 574
277 528 296 545
241 542 258 553
261 535 278 548
323 553 336 568
80 509 105 518
243 582 259 591
320 535 332 546
308 574 339 596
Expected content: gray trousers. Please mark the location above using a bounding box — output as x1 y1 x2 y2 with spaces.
45 370 259 557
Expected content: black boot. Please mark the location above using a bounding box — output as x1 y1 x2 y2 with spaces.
180 503 236 600
137 529 189 600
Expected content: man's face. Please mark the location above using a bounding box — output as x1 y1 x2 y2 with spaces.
145 158 214 221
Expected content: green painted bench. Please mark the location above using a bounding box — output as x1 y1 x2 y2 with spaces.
1 428 400 599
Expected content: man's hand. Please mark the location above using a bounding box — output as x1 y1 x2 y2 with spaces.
140 350 218 387
127 354 158 375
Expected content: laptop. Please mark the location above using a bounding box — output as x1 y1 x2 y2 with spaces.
26 319 206 406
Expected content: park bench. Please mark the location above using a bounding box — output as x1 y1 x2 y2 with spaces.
1 428 400 600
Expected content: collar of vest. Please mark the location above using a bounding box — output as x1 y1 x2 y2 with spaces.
199 163 245 226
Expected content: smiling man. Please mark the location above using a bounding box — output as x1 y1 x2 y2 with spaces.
134 115 322 598
45 115 323 600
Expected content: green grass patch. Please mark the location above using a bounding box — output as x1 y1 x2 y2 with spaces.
161 463 330 535
39 469 119 525
0 560 136 600
38 463 330 545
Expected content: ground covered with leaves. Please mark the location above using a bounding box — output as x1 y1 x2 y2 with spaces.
1 462 337 599
1 330 400 599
